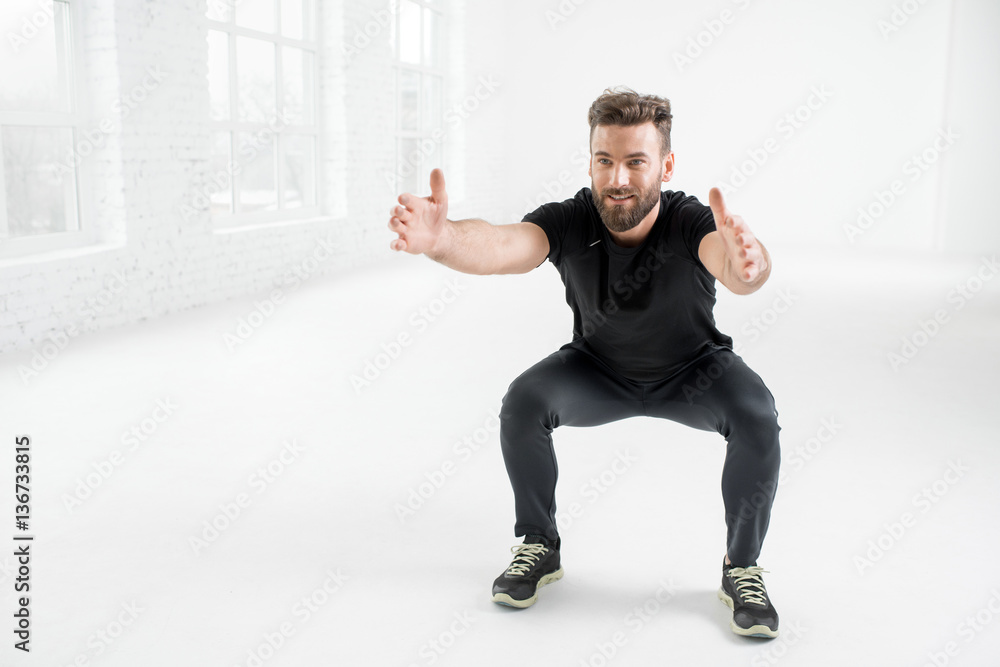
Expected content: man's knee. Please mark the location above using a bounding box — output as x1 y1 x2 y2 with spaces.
500 370 553 425
726 395 780 454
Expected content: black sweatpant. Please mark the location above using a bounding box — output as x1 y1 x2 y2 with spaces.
498 343 781 567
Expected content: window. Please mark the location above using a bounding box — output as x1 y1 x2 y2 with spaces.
391 0 445 196
0 0 87 256
206 0 319 227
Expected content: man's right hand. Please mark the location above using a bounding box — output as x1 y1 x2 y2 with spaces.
388 168 449 256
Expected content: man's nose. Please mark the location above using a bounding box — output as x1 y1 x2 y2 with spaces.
610 164 629 189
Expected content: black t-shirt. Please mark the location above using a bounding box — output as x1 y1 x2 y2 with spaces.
524 187 733 382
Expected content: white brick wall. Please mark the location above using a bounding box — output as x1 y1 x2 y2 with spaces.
0 0 503 355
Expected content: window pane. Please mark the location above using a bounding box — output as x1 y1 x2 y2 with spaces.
281 135 314 209
423 75 442 132
2 126 78 237
207 30 230 121
280 0 304 39
422 8 443 69
399 70 419 132
236 0 275 33
210 131 233 216
281 47 313 125
236 131 276 212
236 37 276 123
398 1 421 65
0 0 71 113
206 0 234 22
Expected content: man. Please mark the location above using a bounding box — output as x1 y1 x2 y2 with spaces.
387 87 782 639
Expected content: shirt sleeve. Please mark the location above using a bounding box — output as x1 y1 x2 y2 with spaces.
674 194 718 269
522 189 590 266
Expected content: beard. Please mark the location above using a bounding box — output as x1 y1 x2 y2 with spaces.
591 178 662 234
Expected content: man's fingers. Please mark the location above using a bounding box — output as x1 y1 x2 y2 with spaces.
709 187 729 226
429 168 447 204
390 205 413 222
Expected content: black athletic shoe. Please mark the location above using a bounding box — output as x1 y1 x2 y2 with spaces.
718 558 779 638
491 535 563 608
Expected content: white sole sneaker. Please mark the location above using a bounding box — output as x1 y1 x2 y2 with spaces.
717 588 779 638
492 568 564 608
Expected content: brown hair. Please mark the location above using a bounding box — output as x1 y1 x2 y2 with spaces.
587 86 673 157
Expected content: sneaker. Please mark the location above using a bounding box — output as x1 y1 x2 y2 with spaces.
491 536 563 608
718 558 779 638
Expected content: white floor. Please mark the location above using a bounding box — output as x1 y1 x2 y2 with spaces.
2 247 999 666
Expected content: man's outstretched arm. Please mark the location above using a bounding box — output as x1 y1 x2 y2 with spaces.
697 187 772 295
388 168 549 275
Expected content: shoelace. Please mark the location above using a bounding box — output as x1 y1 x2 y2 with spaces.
727 566 769 606
505 543 549 576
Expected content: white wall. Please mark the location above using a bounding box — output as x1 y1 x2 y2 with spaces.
936 0 1000 254
2 0 997 355
0 0 512 355
473 0 997 262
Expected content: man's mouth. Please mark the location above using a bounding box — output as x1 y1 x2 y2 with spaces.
607 194 634 203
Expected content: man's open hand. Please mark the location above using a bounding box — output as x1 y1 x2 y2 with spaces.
708 187 768 284
388 168 449 255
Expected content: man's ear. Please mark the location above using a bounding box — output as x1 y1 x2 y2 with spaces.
662 151 675 183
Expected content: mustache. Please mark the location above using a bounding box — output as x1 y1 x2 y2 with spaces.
602 188 636 197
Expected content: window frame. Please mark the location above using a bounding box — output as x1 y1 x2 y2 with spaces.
0 0 97 260
206 0 322 230
392 0 447 197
